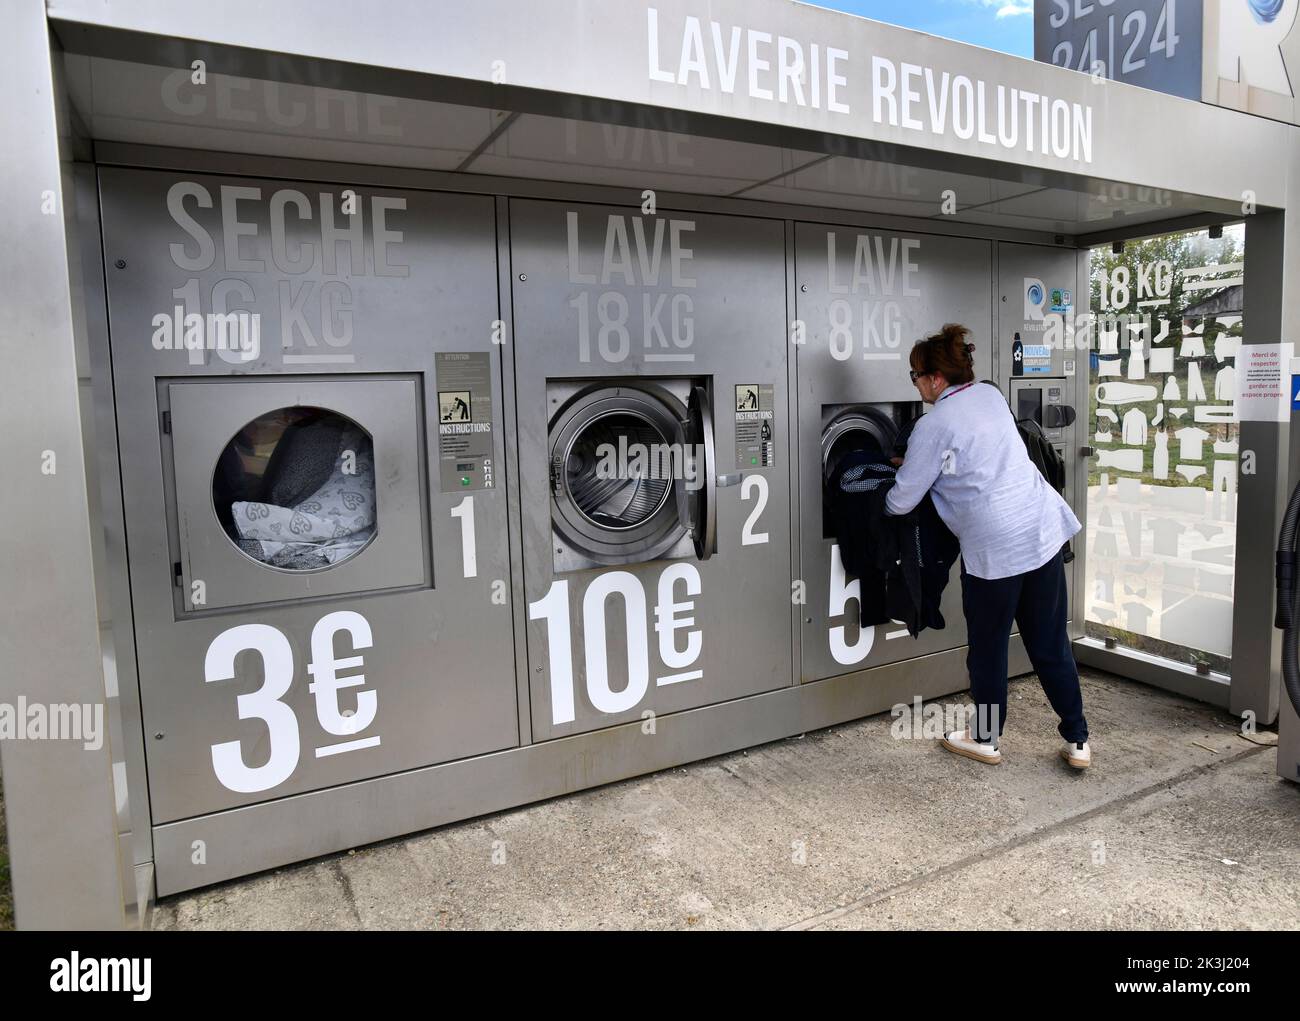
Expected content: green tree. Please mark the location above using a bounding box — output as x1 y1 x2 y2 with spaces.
1089 228 1243 320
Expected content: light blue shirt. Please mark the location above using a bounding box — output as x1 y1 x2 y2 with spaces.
884 382 1081 580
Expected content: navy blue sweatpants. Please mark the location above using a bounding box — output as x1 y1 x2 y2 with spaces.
960 550 1088 745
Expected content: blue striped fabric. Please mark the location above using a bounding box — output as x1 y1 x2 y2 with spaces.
839 462 895 493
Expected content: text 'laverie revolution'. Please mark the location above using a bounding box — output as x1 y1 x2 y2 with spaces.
646 7 1093 164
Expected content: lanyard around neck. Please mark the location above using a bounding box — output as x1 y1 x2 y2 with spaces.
938 382 974 403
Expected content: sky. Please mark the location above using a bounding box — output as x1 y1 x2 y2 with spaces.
807 0 1035 58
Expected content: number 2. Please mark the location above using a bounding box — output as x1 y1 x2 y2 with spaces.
741 475 769 545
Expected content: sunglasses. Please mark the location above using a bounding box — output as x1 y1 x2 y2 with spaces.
908 370 927 383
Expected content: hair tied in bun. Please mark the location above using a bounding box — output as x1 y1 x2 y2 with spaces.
911 322 976 386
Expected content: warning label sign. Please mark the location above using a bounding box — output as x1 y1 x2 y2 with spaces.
734 383 776 469
435 352 495 491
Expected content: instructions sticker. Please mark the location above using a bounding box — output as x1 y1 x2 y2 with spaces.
435 352 495 490
734 383 776 468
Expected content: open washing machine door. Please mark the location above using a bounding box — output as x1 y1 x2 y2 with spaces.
679 385 717 561
548 380 722 572
819 403 920 536
821 406 902 485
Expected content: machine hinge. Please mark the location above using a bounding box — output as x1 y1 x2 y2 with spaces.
1078 445 1095 458
161 410 172 434
173 562 182 588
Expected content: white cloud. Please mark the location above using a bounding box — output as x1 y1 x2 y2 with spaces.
956 0 1034 16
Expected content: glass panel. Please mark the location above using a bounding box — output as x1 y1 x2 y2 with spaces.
1083 226 1243 673
214 406 377 571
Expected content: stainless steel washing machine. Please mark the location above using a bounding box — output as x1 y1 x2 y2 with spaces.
510 198 793 739
819 402 922 534
795 222 994 682
547 378 724 573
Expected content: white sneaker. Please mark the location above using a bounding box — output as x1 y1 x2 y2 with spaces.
1060 740 1091 769
940 728 1002 765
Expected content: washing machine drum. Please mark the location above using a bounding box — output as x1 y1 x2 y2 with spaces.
549 385 715 566
821 407 900 485
563 412 673 529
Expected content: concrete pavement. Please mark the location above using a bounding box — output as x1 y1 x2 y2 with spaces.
153 667 1300 930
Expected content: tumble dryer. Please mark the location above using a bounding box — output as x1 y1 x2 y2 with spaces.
98 168 521 836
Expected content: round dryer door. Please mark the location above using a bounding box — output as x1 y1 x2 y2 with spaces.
821 407 900 484
549 385 692 567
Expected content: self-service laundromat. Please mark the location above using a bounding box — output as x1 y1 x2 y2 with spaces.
7 0 1300 926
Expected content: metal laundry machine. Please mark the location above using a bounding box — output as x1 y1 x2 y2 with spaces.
794 222 994 683
819 403 922 532
546 378 724 573
98 167 521 886
509 199 793 739
1276 387 1300 784
794 229 1086 686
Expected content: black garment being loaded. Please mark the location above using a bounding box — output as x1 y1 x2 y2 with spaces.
826 436 960 638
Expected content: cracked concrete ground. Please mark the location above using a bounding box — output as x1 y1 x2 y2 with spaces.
152 668 1300 930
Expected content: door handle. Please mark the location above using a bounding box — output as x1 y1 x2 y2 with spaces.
1043 405 1076 428
716 473 745 488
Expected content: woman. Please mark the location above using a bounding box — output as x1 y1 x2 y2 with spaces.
885 323 1091 769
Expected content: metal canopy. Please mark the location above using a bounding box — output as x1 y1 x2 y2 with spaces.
60 52 1243 241
49 0 1286 241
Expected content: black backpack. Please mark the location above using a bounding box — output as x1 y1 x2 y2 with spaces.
979 380 1074 564
1013 417 1074 564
